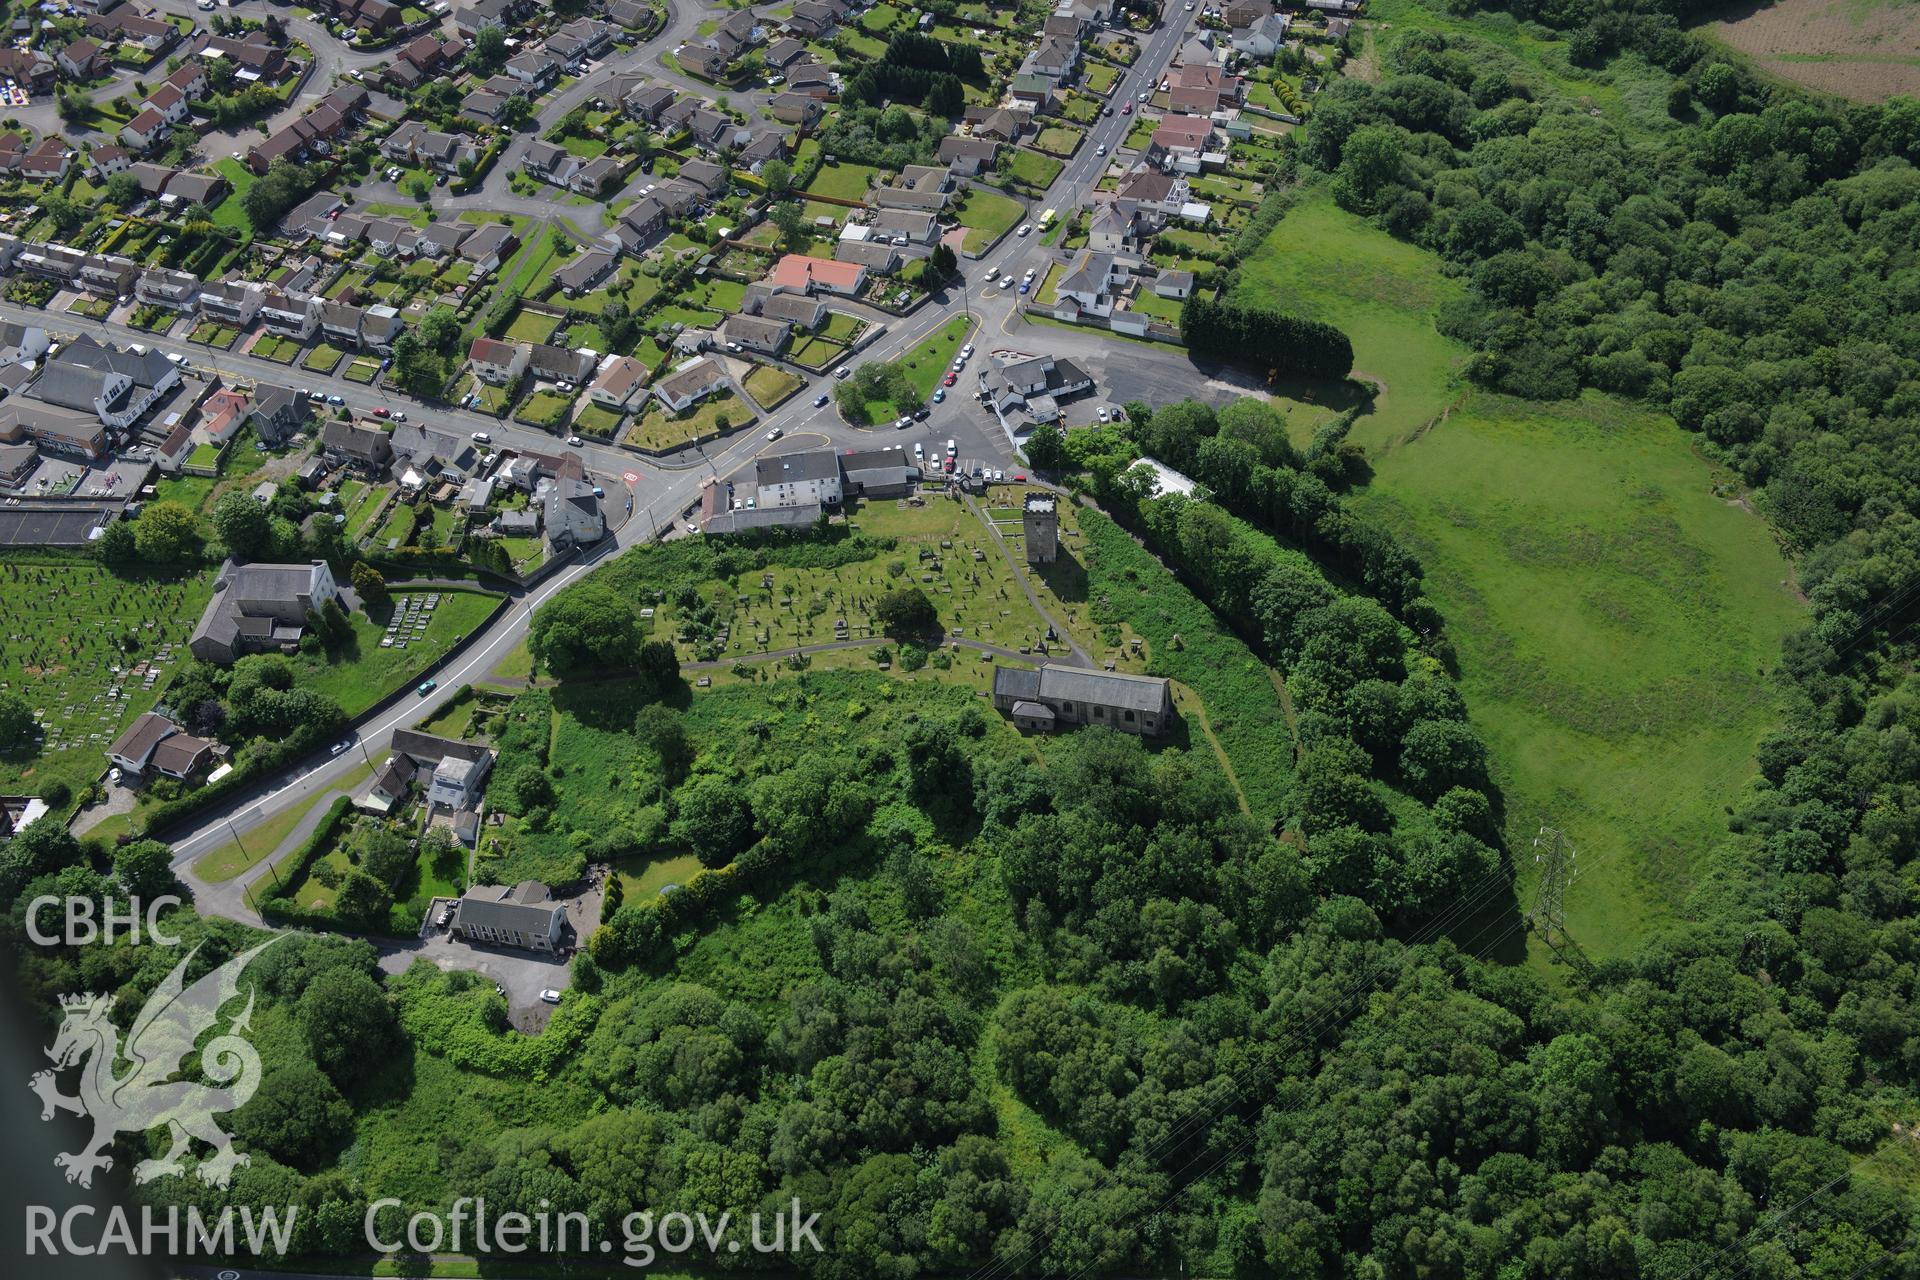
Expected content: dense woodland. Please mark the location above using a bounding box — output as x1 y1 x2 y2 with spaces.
4 5 1920 1278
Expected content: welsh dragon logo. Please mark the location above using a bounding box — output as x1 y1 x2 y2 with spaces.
30 938 280 1190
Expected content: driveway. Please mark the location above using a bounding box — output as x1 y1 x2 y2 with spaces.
379 923 576 1033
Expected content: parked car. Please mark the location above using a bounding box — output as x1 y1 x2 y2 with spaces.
416 679 437 696
914 406 929 421
946 438 957 455
539 989 561 1004
108 768 122 786
896 416 913 429
437 906 455 927
393 411 407 421
567 435 584 446
372 407 389 417
914 442 925 458
326 394 344 405
933 388 946 402
942 455 955 473
835 366 853 379
1019 280 1031 294
470 431 491 443
1098 406 1111 422
943 372 958 386
983 266 999 280
962 345 975 359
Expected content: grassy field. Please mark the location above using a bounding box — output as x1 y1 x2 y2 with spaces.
0 562 216 802
898 315 974 401
1004 149 1063 189
1355 394 1806 959
953 188 1025 253
292 591 501 717
1231 188 1464 448
742 363 804 408
1235 187 1806 957
191 758 377 884
1708 0 1920 101
504 307 561 344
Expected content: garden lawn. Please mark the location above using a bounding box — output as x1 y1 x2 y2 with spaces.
303 343 346 373
625 390 748 452
574 402 626 438
504 307 562 343
1004 149 1063 188
191 759 377 884
515 391 574 429
803 161 881 202
742 364 804 408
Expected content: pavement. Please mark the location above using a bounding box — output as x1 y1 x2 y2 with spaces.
31 5 1218 924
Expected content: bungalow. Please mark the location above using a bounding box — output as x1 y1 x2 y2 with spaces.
607 0 653 29
468 337 530 385
719 313 791 357
938 134 1000 176
770 253 867 298
744 286 827 330
873 209 938 244
653 356 728 412
106 713 219 782
554 250 617 296
833 238 899 273
416 220 471 259
586 354 649 411
457 223 519 273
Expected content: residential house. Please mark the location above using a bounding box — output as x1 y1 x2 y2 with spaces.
991 663 1174 736
770 253 867 298
607 0 653 29
1230 11 1291 56
653 356 728 412
542 474 602 551
136 268 200 311
257 291 322 339
586 354 648 411
504 50 560 91
764 38 809 69
1148 114 1216 173
783 62 836 98
117 107 171 154
1053 250 1131 318
197 280 265 328
719 313 791 357
15 137 72 184
938 134 1000 177
528 343 592 386
1025 34 1081 83
615 194 668 253
105 712 219 782
1085 201 1144 254
321 419 394 472
1154 269 1195 299
163 59 208 101
457 223 520 273
555 250 618 296
872 209 938 244
468 337 530 385
743 284 827 330
0 49 56 94
188 560 344 664
247 385 312 447
57 39 104 79
785 1 840 40
621 84 677 123
454 0 525 37
832 237 899 273
770 91 823 127
416 221 471 259
0 322 50 368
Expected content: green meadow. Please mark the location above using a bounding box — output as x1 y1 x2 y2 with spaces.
1236 187 1806 959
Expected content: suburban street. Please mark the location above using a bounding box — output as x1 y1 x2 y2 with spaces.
20 2 1230 910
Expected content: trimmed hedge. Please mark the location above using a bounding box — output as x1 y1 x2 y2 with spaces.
136 720 341 840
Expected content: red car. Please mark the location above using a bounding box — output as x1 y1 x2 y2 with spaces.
943 455 956 473
372 407 390 417
1121 101 1132 115
943 372 958 386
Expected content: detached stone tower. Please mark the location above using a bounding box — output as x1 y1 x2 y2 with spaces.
1023 493 1058 565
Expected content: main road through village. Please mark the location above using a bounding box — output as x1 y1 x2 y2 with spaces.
17 3 1225 910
